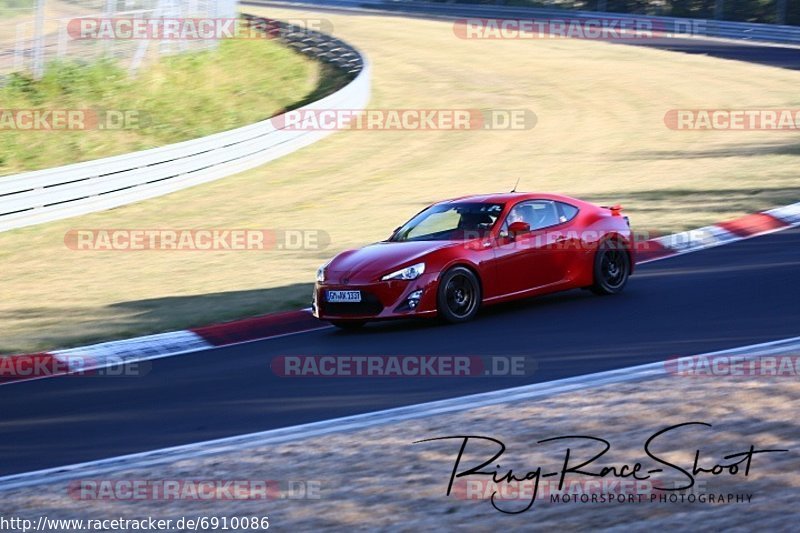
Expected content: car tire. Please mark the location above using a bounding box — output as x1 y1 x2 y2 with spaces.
590 240 630 295
437 266 481 323
330 320 366 330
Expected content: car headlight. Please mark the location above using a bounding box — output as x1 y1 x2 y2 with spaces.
381 262 425 281
316 262 330 283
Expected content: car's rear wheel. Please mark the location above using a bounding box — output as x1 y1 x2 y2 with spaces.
591 240 630 295
437 266 481 323
330 320 366 330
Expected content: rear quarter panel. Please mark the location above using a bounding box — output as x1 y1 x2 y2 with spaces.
572 205 635 287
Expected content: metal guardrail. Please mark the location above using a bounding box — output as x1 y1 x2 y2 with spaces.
244 0 800 45
0 15 369 233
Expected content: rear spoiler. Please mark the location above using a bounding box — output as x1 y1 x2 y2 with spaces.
601 204 630 226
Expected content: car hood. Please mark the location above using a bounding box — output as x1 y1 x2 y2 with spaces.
326 240 457 280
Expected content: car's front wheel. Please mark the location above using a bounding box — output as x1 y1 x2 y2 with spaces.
437 266 481 323
591 240 630 295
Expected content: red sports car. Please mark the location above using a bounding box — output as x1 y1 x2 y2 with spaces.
312 192 634 329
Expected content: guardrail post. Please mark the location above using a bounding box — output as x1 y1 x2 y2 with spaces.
776 0 787 25
713 0 724 20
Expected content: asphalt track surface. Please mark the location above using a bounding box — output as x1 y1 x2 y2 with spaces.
620 37 800 70
2 8 799 477
2 227 799 476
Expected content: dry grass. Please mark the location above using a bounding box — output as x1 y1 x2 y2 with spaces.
1 6 799 353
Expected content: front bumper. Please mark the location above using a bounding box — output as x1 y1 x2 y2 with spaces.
312 273 439 321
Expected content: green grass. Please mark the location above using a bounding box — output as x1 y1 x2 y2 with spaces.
0 0 34 9
0 37 340 175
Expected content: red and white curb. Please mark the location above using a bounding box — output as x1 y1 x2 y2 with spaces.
0 310 325 385
636 201 799 262
2 201 798 385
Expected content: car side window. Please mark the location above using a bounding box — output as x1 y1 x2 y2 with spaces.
506 200 562 231
557 202 579 223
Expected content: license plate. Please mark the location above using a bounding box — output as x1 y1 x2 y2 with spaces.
326 290 362 303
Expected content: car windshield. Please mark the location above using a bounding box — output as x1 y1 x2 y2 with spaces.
391 202 504 241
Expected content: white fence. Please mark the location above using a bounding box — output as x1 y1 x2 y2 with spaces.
0 16 369 233
3 0 239 78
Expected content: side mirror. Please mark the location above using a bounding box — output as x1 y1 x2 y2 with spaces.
508 221 531 236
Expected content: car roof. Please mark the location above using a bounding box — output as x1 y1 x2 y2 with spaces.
438 192 585 205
